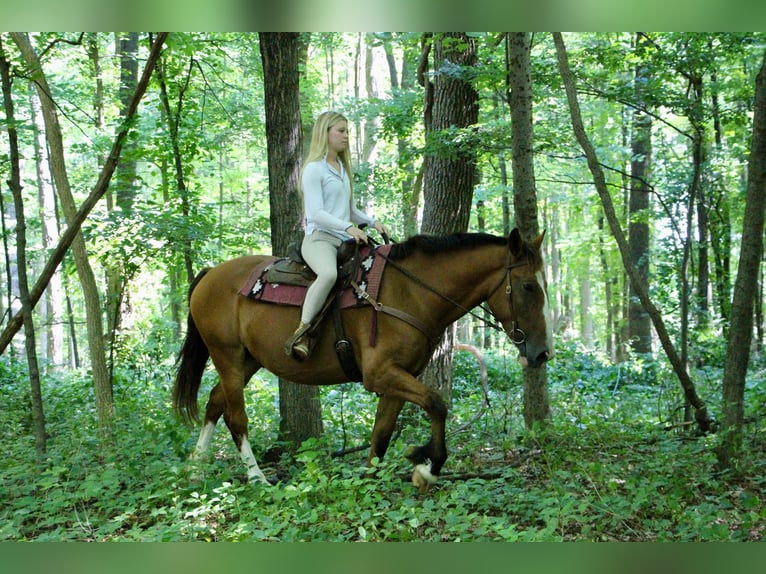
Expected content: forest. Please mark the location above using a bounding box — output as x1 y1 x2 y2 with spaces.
1 31 765 542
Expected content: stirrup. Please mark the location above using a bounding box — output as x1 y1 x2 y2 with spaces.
285 322 312 361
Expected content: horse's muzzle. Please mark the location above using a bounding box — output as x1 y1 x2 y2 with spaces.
517 347 552 368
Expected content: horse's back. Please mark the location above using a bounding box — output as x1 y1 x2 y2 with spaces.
190 254 275 342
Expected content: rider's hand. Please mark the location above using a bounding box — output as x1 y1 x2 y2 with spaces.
373 221 390 238
346 225 369 244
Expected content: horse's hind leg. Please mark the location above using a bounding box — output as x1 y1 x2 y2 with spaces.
194 350 268 484
189 383 226 464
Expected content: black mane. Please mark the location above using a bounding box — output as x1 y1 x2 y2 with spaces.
387 232 508 262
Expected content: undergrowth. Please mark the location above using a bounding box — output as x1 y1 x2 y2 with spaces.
1 341 764 541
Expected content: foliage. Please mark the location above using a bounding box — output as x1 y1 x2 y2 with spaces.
2 344 764 542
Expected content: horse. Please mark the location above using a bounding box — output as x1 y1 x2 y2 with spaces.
173 228 553 489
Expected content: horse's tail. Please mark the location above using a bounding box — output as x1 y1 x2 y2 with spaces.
173 268 212 425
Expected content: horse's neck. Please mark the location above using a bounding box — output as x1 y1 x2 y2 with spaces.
401 246 505 324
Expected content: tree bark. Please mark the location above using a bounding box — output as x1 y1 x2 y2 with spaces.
260 32 323 450
30 90 64 367
553 32 712 433
105 32 139 365
155 53 195 284
628 32 653 355
716 49 766 467
0 33 168 360
507 32 551 428
419 32 479 402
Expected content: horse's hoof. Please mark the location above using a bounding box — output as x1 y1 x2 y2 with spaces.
411 460 437 494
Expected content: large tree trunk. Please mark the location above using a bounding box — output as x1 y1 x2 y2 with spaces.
419 32 479 402
507 32 551 428
716 49 766 468
553 32 712 433
260 32 323 450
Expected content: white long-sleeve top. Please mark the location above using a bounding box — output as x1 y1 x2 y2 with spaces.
302 158 375 239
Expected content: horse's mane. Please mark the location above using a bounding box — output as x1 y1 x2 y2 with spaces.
387 232 509 262
387 231 544 267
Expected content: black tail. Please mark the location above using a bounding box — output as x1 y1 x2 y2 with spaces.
172 268 211 425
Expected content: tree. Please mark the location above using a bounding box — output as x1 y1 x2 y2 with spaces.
0 34 168 369
155 46 195 285
105 32 139 362
1 37 46 455
12 32 114 436
507 32 550 428
628 32 653 356
418 32 479 401
716 48 766 468
553 32 712 433
260 32 323 450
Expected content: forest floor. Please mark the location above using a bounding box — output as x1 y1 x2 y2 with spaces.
1 346 765 542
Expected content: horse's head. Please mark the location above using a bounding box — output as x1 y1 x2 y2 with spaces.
487 228 554 368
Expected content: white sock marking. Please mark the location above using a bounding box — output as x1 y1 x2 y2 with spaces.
240 437 269 484
191 421 216 460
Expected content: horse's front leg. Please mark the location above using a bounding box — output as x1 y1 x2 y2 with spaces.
366 367 448 493
367 395 405 464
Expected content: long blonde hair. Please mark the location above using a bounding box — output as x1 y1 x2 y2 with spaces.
300 111 353 193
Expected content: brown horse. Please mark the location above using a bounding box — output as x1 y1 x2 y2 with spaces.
173 228 553 488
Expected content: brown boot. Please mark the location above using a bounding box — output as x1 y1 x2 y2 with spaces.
285 321 311 361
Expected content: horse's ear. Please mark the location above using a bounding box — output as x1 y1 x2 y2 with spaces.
532 230 546 250
508 228 524 258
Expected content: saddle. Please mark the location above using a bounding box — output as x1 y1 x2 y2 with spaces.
263 238 361 290
268 238 364 380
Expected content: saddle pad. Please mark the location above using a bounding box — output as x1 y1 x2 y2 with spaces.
238 244 392 309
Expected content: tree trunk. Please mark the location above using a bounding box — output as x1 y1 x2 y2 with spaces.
628 33 653 356
30 91 64 368
1 37 46 455
260 32 323 450
507 32 551 428
716 49 766 468
419 32 479 403
11 32 113 437
105 32 139 364
382 34 418 237
553 32 712 433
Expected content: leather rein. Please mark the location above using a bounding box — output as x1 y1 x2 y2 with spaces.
351 247 532 348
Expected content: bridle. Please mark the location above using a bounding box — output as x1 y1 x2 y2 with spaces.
375 250 534 349
484 257 533 347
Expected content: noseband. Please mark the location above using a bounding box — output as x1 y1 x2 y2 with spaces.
486 257 533 347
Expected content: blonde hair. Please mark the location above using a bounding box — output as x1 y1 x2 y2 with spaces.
300 111 353 192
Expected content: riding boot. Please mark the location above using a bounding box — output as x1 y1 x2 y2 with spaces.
285 321 312 361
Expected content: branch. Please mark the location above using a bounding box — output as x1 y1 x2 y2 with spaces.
0 32 169 356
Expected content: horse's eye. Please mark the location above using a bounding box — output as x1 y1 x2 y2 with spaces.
522 282 535 293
